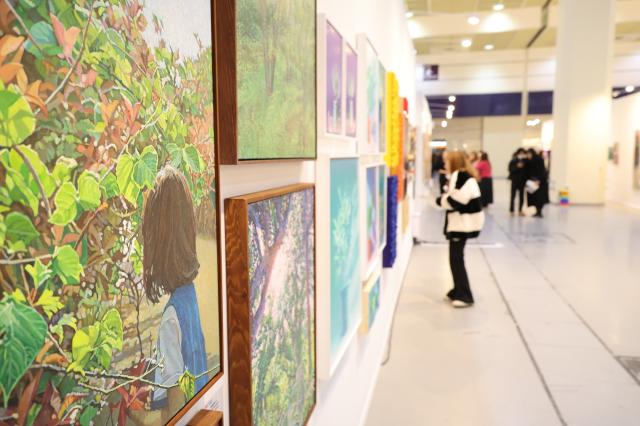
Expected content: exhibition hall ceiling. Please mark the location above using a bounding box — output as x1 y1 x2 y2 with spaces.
407 0 640 55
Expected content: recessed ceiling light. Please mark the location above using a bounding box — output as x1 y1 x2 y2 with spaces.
406 11 414 18
448 95 456 102
613 90 621 97
441 120 448 128
625 85 635 93
461 39 472 48
493 3 505 11
446 110 453 119
448 105 455 111
467 15 480 25
484 44 495 50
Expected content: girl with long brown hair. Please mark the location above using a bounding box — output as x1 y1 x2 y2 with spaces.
436 151 485 308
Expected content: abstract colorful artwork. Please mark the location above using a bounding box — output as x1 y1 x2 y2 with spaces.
345 44 357 137
229 0 316 161
330 158 361 359
379 62 387 153
326 21 343 135
0 1 222 424
366 166 378 263
225 184 316 426
360 275 381 334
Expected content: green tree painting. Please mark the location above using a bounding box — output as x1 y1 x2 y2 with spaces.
0 1 220 424
236 0 316 160
248 188 315 425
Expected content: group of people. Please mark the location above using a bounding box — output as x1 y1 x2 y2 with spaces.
508 148 549 218
433 147 550 310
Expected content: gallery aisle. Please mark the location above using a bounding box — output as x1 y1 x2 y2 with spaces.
366 180 640 426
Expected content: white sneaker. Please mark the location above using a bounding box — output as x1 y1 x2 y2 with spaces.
451 300 473 308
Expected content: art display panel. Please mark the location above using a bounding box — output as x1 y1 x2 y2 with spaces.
0 1 222 424
330 158 361 360
326 22 343 135
216 0 317 163
366 166 378 264
225 184 316 426
345 44 358 137
378 164 388 251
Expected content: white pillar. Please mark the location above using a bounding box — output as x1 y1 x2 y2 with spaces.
552 0 615 204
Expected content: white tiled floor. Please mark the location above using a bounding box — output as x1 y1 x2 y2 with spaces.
365 181 640 426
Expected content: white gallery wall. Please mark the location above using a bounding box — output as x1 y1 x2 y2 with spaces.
178 1 419 424
606 92 640 209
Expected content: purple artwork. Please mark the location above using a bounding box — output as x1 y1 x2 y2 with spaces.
345 44 357 137
326 22 343 134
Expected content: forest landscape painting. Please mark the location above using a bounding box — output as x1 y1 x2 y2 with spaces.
246 187 316 425
0 1 221 424
330 158 360 361
236 0 316 160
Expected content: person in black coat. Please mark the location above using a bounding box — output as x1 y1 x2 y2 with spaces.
508 148 527 216
526 149 549 218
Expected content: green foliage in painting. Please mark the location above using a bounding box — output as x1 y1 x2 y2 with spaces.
0 0 218 423
236 0 316 160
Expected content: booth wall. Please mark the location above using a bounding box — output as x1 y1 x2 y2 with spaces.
178 0 418 424
606 92 640 209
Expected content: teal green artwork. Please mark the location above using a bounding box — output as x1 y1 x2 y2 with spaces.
330 158 360 358
236 0 316 160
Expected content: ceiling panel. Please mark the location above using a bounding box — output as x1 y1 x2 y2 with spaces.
407 0 557 15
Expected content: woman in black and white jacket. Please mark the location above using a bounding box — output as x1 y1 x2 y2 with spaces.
436 151 485 308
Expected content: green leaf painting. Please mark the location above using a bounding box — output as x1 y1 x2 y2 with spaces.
0 1 221 423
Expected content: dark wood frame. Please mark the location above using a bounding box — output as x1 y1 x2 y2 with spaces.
225 183 317 426
167 1 225 423
213 0 318 164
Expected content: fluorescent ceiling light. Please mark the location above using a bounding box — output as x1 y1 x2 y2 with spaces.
467 15 480 25
431 140 448 148
625 85 635 93
461 39 472 48
484 44 495 50
493 3 505 11
406 11 414 18
441 120 448 128
448 95 456 102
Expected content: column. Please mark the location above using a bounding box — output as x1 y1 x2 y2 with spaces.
552 0 615 204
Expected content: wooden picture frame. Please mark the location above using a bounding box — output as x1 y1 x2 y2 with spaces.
214 0 318 164
225 184 317 426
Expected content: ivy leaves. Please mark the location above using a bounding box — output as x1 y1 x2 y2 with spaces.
0 296 48 407
68 309 123 374
0 87 35 147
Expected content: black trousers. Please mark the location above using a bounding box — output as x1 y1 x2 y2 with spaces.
510 180 525 213
447 238 474 303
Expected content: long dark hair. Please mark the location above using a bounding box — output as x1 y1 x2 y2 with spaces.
142 164 200 303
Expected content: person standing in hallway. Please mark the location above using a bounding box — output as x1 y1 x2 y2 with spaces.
526 148 549 218
436 151 485 308
475 152 493 207
432 150 448 194
508 148 527 216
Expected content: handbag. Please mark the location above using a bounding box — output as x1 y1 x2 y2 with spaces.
525 179 540 194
